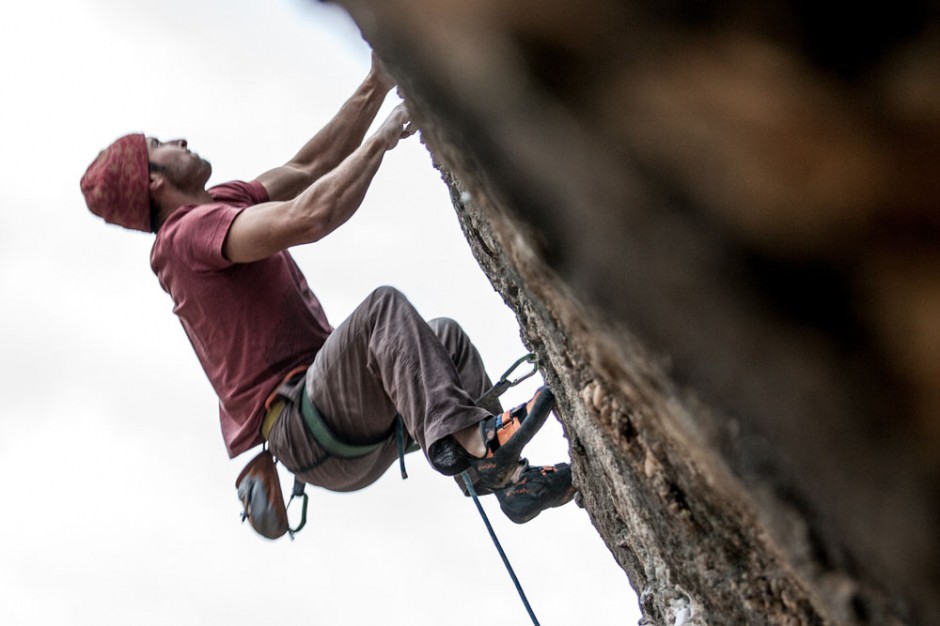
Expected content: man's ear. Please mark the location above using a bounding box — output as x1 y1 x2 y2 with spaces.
149 171 165 195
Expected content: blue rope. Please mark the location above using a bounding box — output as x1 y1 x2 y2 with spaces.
461 471 540 626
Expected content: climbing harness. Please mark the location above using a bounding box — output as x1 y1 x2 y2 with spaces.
300 390 389 457
281 390 417 536
461 352 543 626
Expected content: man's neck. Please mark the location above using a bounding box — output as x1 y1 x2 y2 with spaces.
154 187 214 231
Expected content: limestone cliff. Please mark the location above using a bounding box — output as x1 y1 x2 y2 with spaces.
328 1 940 624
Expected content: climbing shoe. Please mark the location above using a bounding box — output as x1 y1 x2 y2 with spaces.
455 459 527 497
495 462 576 524
469 386 556 490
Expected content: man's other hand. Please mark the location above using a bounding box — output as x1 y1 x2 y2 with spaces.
370 52 396 93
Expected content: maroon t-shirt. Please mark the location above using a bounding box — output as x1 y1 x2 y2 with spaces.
150 181 333 457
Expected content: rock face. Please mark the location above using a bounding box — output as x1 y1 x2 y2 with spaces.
328 1 940 624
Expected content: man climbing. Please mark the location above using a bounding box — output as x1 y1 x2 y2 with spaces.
80 55 575 531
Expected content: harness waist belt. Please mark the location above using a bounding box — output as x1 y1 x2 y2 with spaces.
261 401 284 441
261 366 308 442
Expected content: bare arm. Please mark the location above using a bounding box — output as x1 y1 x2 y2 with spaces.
255 54 396 202
223 104 414 264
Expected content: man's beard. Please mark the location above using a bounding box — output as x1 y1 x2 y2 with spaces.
166 155 212 190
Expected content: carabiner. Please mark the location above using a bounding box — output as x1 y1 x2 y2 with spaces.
286 479 309 540
477 353 539 407
498 353 538 388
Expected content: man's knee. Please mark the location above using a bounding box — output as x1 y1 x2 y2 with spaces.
366 285 414 318
369 285 406 304
428 316 469 351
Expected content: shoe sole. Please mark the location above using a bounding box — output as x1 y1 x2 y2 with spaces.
472 387 555 489
505 484 576 524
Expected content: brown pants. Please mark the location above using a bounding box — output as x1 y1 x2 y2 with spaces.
267 287 502 492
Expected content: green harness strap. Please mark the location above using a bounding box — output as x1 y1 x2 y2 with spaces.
300 389 388 458
299 386 418 475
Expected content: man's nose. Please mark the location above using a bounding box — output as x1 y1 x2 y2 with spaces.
169 138 188 148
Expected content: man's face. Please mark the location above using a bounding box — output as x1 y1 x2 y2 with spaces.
146 137 212 192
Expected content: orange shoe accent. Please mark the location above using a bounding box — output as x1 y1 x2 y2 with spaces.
489 389 546 453
496 417 522 448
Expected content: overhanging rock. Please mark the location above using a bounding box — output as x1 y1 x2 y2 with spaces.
328 1 940 623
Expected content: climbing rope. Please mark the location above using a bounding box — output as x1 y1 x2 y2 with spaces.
461 472 541 625
462 353 542 626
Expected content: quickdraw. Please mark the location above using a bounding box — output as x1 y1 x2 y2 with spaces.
476 353 539 409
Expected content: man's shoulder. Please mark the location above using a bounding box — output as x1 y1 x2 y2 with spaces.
155 182 261 247
208 180 270 208
151 182 268 272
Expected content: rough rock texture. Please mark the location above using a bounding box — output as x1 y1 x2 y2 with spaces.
327 1 940 624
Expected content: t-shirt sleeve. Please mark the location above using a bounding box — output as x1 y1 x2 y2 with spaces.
154 181 270 272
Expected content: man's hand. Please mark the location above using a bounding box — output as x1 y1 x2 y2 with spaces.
376 103 416 151
255 57 395 203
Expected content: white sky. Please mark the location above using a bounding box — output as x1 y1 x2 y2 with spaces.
0 1 640 624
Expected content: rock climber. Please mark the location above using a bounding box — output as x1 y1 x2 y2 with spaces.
80 55 575 533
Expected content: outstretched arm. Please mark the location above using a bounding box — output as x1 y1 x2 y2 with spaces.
255 54 396 202
223 104 415 264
